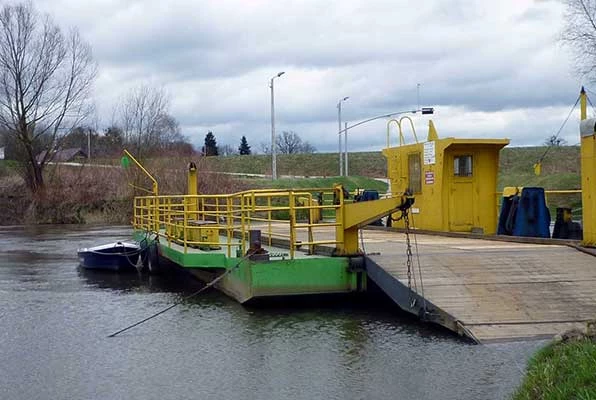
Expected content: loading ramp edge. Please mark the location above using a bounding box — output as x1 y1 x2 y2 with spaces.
364 255 479 344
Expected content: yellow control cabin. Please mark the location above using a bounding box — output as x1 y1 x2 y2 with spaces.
383 120 509 234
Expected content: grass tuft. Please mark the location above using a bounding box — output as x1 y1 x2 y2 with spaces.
512 339 596 400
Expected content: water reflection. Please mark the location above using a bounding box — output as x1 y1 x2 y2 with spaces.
77 266 205 294
0 225 542 400
78 267 150 291
338 318 369 369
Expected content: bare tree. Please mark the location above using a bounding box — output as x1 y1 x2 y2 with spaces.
0 3 97 191
300 141 316 154
544 135 568 147
259 141 271 155
119 85 171 157
117 85 188 156
219 143 237 156
276 130 317 154
155 113 185 147
562 0 596 79
276 131 301 154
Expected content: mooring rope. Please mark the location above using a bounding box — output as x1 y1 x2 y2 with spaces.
108 232 153 271
409 212 427 314
108 250 256 338
536 95 580 166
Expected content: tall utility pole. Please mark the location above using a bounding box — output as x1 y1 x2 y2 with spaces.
417 83 421 111
344 122 349 176
270 71 285 180
337 96 349 176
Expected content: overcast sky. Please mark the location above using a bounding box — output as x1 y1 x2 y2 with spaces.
37 0 587 153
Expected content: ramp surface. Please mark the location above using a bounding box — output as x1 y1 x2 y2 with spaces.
363 231 596 343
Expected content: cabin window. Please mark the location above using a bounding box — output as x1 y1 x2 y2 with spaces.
454 155 473 177
408 153 422 193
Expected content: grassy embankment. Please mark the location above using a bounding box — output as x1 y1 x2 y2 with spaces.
198 146 581 189
499 146 582 217
0 145 581 224
202 145 582 211
513 337 596 399
199 151 386 178
201 145 581 191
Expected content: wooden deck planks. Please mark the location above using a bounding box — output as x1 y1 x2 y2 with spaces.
364 230 596 342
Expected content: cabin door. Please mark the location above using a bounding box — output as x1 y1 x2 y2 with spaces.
448 154 475 231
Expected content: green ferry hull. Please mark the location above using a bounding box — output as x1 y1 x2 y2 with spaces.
137 232 365 304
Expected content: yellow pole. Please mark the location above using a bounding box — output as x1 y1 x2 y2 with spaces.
334 184 359 254
188 162 198 196
123 149 158 196
334 185 344 253
267 196 272 247
289 191 296 259
187 162 198 220
123 149 159 232
580 86 596 246
226 197 233 257
581 86 587 121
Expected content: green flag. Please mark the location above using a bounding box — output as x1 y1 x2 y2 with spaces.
120 155 130 169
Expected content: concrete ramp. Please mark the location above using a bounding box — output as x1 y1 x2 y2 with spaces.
363 232 596 343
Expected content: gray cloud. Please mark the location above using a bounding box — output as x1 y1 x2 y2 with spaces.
34 0 587 156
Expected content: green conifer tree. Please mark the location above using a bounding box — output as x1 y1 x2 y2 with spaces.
203 131 218 156
238 136 251 155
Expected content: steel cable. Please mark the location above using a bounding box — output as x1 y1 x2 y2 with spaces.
537 96 580 165
108 250 257 338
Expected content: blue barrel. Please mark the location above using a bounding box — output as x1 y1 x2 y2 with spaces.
498 187 551 238
497 194 518 235
512 187 551 238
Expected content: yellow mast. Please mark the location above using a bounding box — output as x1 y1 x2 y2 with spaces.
187 162 198 218
581 86 587 121
580 86 596 246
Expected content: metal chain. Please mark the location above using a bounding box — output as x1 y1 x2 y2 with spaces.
403 210 416 308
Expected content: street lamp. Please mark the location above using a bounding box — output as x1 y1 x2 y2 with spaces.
337 96 349 176
344 122 349 176
270 71 285 180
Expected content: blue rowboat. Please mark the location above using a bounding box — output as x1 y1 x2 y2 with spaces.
77 241 146 272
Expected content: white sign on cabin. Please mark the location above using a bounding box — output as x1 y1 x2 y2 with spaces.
423 141 435 165
0 147 4 160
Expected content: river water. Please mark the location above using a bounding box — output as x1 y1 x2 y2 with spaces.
0 225 542 400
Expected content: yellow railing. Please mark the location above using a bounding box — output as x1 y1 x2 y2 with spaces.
132 188 344 259
386 116 418 148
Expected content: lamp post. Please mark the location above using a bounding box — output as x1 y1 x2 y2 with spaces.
344 122 349 176
270 71 285 180
337 96 349 176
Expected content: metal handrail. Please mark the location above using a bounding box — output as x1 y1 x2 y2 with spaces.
386 116 419 147
132 188 343 259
